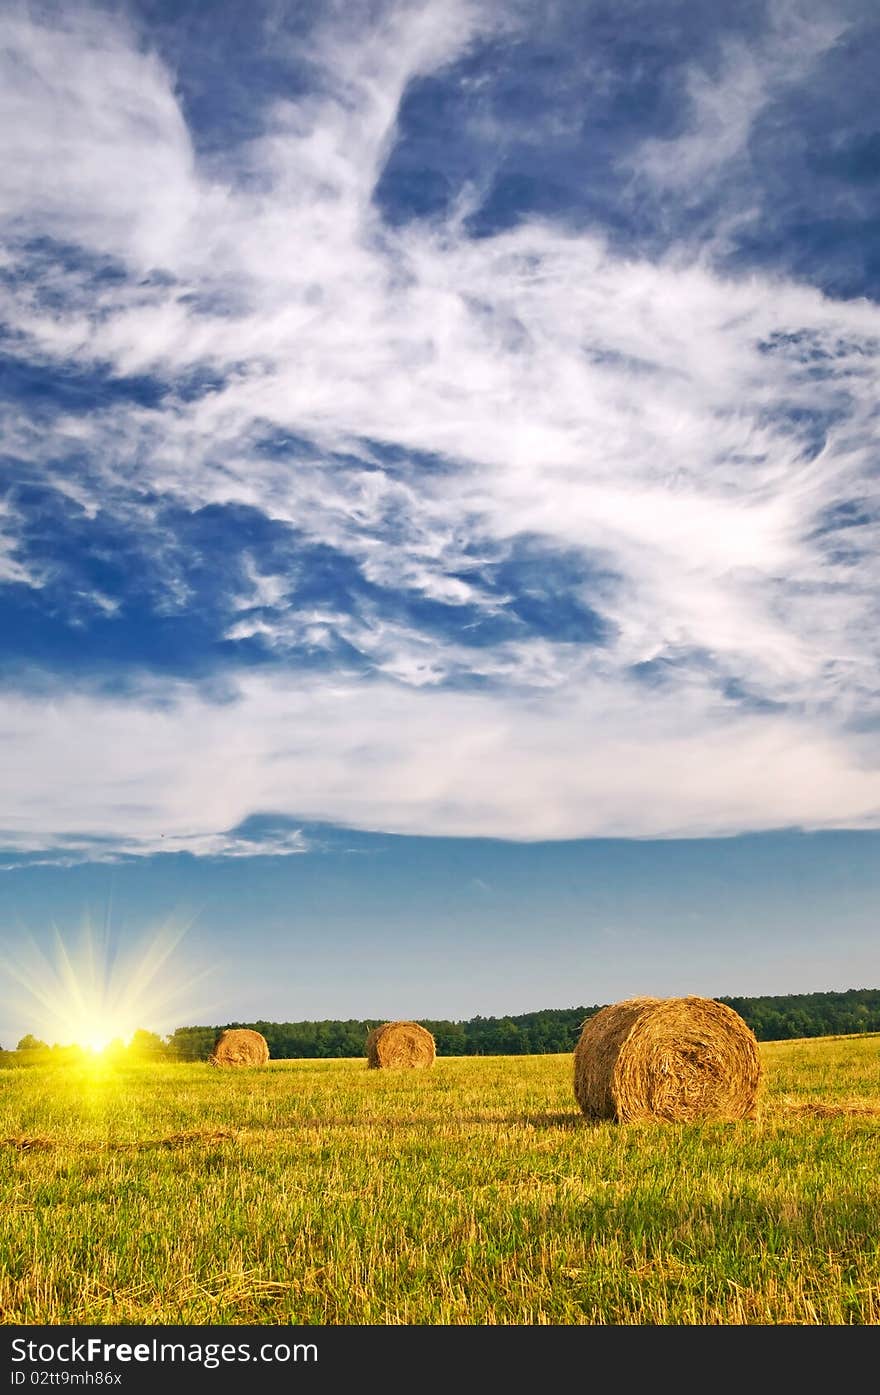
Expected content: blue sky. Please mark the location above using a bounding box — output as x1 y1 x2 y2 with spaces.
1 0 878 1038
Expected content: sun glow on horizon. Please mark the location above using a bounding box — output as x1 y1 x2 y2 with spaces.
71 1022 130 1055
0 912 212 1054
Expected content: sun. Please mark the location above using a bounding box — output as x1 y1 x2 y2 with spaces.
69 1020 128 1055
0 913 208 1057
9 949 142 1055
58 1000 136 1055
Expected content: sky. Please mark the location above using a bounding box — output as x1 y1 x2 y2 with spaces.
1 0 879 1042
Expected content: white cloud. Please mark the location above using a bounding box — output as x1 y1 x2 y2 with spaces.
0 500 41 587
0 7 199 270
625 4 844 193
1 1 879 851
0 671 878 850
0 825 309 868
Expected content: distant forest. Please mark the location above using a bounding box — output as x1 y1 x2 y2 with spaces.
166 988 880 1060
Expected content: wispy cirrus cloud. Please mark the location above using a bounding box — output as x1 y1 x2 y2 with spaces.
1 0 879 857
624 2 844 194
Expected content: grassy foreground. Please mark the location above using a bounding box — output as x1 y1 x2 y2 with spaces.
1 1035 879 1324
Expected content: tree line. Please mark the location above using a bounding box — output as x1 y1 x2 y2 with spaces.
163 988 880 1060
5 989 879 1061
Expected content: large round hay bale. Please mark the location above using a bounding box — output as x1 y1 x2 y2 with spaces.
209 1028 269 1068
366 1021 435 1070
573 996 761 1123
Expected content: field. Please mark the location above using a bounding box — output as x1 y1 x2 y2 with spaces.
2 1035 879 1325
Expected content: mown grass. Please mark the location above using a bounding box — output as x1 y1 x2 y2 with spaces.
1 1035 879 1324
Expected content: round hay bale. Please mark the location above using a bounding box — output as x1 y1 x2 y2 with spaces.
573 996 761 1123
366 1021 435 1070
209 1028 269 1068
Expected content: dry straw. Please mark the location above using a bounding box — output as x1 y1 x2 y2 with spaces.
573 995 762 1123
209 1028 270 1068
366 1021 436 1069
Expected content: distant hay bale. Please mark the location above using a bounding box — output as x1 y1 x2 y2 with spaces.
573 996 762 1123
366 1021 435 1070
209 1028 269 1068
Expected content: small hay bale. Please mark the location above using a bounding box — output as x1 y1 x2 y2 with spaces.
573 995 761 1123
366 1021 435 1070
209 1028 269 1068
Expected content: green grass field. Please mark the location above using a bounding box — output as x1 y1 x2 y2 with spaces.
2 1034 879 1325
